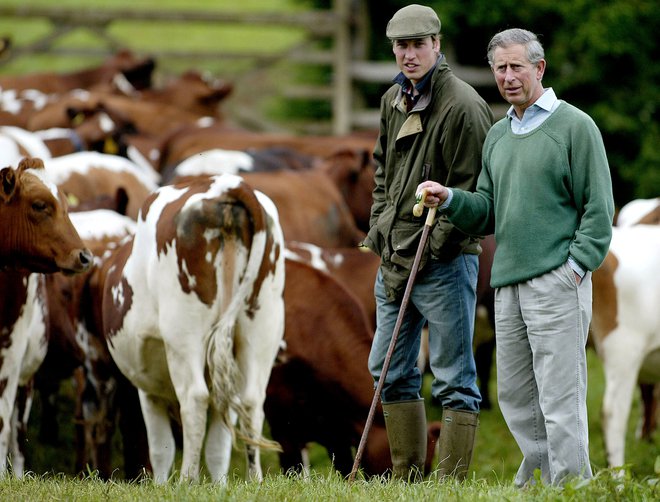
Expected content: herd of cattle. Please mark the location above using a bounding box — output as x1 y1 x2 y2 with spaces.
0 49 658 482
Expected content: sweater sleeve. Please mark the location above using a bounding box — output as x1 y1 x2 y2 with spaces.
566 113 614 271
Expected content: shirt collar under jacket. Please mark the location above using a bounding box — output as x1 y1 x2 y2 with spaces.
507 87 560 135
393 54 442 102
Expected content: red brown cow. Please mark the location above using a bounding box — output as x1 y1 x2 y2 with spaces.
0 157 92 273
0 49 154 95
108 69 233 119
241 170 364 248
100 174 285 483
266 258 439 477
156 125 377 171
285 242 379 331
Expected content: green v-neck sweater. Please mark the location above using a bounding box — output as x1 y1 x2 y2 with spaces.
445 101 614 288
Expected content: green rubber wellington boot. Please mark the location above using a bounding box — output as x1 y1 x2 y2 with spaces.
382 399 427 481
436 408 479 480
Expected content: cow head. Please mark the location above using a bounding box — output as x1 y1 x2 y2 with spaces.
0 157 93 274
316 147 375 233
66 102 138 157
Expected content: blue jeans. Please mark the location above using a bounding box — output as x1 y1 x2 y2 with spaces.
368 254 481 411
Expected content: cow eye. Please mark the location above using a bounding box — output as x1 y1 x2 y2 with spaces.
32 200 47 212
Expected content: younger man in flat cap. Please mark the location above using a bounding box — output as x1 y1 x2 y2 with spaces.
363 4 493 481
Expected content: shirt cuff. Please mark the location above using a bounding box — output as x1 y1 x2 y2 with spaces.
568 256 586 278
439 188 453 210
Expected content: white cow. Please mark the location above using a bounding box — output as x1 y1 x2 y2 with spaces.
616 197 660 227
591 224 660 469
100 174 285 483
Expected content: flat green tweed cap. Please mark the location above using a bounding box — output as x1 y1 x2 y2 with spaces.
386 4 441 40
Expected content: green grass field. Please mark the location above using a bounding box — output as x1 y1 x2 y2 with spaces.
7 349 660 501
20 348 660 481
1 1 659 499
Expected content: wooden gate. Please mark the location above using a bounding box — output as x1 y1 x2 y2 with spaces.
0 1 498 134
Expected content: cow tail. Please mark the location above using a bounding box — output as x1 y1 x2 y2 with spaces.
206 185 280 451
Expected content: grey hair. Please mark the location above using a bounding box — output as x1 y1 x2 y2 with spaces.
486 28 545 66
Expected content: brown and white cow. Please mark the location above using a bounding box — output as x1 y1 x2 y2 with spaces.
44 151 160 220
34 209 147 479
166 145 374 234
27 205 151 479
0 157 92 274
614 197 660 442
27 90 218 141
590 224 660 469
100 174 285 483
170 167 364 249
0 269 48 477
616 197 660 227
0 126 52 168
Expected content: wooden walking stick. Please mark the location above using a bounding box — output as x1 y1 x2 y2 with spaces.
348 189 437 482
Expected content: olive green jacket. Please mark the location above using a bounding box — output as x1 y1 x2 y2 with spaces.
363 57 494 300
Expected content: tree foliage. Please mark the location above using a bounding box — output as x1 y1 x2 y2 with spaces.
356 0 659 205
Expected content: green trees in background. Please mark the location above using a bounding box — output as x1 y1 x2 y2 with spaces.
348 0 659 205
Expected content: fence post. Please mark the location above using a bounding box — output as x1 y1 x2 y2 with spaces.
332 0 351 135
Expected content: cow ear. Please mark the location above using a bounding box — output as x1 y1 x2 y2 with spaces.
18 157 45 174
0 166 17 202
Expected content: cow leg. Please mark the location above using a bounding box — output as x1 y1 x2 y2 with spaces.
638 383 659 441
276 443 307 476
474 337 495 410
10 382 34 478
234 300 285 481
117 375 150 479
36 378 61 444
138 389 175 484
326 444 354 477
601 331 645 469
205 407 235 482
245 443 263 482
0 375 20 476
167 347 210 483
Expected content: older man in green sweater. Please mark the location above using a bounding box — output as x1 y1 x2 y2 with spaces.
417 28 613 487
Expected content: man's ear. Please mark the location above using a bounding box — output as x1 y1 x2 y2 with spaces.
536 59 546 80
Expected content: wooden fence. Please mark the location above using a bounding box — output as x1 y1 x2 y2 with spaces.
0 1 499 135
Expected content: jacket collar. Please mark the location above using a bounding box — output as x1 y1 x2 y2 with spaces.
393 55 448 141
